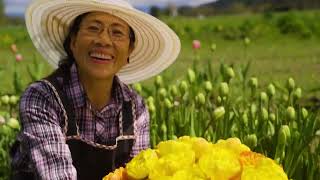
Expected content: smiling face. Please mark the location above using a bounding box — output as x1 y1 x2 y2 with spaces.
70 12 134 80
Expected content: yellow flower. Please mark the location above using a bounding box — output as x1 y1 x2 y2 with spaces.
178 136 212 160
198 147 241 179
157 140 192 156
172 169 205 180
239 151 288 180
215 137 251 156
151 150 195 178
126 149 158 179
102 167 127 180
148 158 172 179
104 136 288 180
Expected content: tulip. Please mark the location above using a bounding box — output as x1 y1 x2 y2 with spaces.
15 54 23 62
301 108 308 119
244 134 257 148
281 125 291 142
260 92 268 104
250 103 257 117
158 88 167 100
286 106 296 121
210 43 217 52
277 127 287 146
169 85 179 97
242 112 249 126
1 125 12 135
267 83 276 99
269 113 276 122
293 87 302 101
219 82 229 97
286 77 295 93
217 25 223 31
204 81 213 93
248 77 258 89
261 108 268 121
164 98 173 109
213 106 225 120
1 95 10 105
11 44 18 53
155 75 163 88
187 69 196 84
195 93 206 106
225 67 235 79
0 115 5 125
244 37 251 45
179 81 188 95
192 40 201 50
217 96 222 105
7 118 20 130
133 83 142 94
9 95 19 105
267 121 275 137
148 103 156 114
147 96 154 105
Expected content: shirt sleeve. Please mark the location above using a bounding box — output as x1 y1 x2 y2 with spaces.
130 95 150 157
18 83 77 180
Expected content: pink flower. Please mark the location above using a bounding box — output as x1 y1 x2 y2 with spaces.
15 54 23 62
192 40 201 50
11 44 18 53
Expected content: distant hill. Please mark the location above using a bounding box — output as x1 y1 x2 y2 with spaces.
198 0 320 11
178 0 320 16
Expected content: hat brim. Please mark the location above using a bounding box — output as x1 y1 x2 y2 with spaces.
25 0 181 84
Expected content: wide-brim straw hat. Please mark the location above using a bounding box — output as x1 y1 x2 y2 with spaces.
25 0 181 84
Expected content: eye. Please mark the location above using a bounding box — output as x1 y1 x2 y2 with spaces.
112 30 124 36
87 25 100 32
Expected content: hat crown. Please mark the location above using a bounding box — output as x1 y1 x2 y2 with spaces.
93 0 134 9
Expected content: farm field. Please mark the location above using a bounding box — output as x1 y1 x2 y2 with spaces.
0 11 319 96
0 10 320 179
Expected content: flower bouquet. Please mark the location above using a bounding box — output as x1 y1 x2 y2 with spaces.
103 136 288 180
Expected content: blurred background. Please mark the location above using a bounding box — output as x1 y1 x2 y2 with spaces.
0 1 320 179
0 0 319 98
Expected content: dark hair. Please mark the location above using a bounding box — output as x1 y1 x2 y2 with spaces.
59 13 136 68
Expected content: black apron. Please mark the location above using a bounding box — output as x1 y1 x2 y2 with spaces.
12 67 135 180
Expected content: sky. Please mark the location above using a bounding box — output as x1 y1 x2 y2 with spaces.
4 0 217 16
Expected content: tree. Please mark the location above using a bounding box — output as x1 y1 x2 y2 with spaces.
0 0 4 17
150 6 160 17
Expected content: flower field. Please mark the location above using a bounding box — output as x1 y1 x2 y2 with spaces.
1 10 320 179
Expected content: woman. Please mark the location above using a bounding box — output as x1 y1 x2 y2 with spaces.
11 0 180 179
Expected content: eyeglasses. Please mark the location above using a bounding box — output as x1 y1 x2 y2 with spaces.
80 23 130 42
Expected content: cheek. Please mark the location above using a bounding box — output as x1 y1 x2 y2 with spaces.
118 42 131 55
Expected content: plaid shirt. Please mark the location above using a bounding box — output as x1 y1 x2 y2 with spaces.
12 64 150 180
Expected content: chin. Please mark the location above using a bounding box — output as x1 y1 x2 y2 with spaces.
89 70 116 80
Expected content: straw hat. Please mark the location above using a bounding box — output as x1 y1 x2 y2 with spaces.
25 0 181 84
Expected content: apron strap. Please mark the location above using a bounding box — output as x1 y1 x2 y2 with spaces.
44 67 77 136
121 101 134 136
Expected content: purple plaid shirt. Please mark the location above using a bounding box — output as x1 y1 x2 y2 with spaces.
12 64 150 179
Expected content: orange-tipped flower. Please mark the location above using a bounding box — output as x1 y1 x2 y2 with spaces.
102 167 127 180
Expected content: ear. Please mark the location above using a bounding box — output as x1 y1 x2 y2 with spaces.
70 34 77 52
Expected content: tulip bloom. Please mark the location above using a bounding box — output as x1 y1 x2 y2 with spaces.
192 40 201 50
15 54 23 62
11 44 18 53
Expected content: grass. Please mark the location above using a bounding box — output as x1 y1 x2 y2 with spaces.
0 10 319 98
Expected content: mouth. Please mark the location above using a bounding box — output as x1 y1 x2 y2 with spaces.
89 52 115 63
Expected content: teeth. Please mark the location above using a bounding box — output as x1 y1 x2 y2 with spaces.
90 53 112 60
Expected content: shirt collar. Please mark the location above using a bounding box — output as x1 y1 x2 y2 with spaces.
67 63 132 109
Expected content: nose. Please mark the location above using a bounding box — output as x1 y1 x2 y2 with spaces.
95 28 113 47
